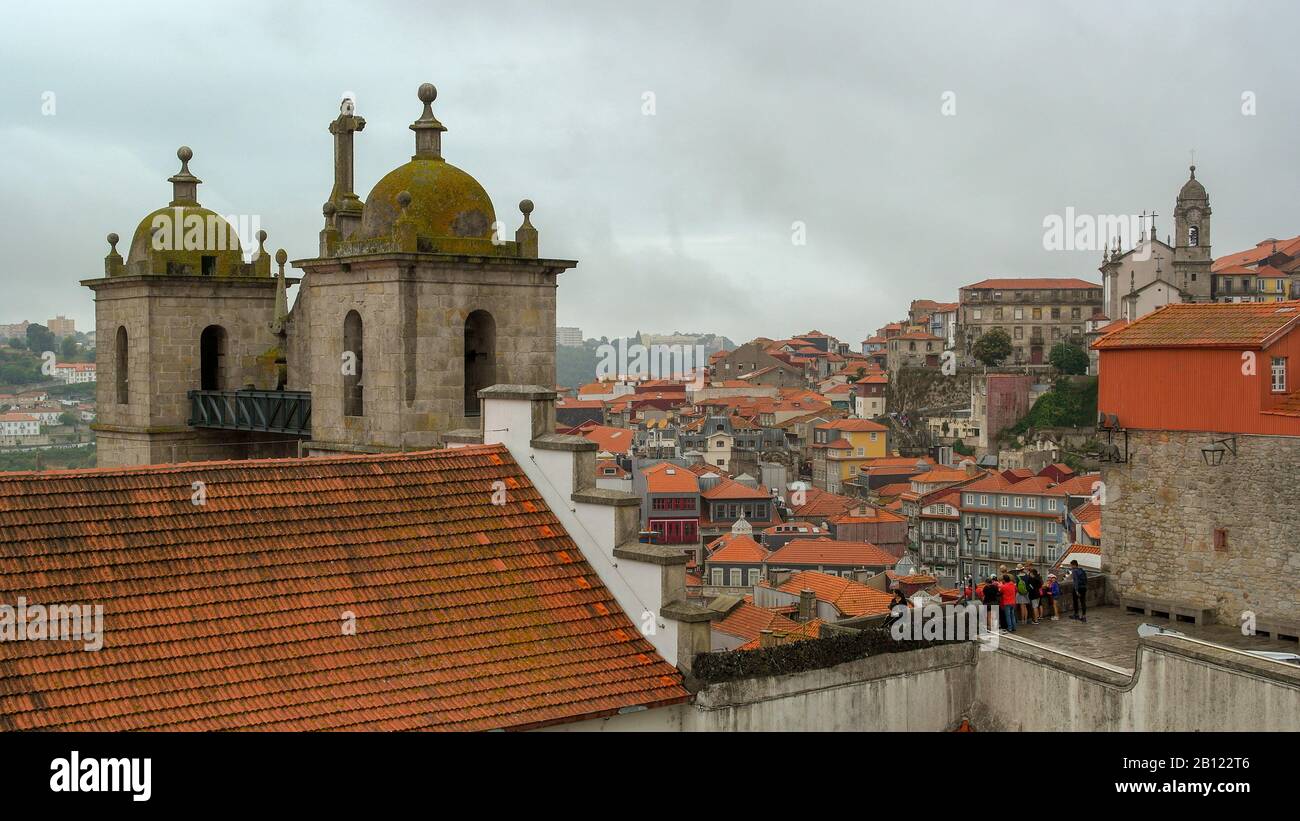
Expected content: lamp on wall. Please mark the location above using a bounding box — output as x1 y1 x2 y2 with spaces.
963 523 984 583
1200 436 1237 467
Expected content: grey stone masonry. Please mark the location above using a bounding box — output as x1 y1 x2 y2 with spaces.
1102 429 1300 630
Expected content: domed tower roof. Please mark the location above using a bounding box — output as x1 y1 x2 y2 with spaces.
122 146 250 277
1178 165 1207 201
358 84 496 242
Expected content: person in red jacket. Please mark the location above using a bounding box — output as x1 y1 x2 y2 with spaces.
998 573 1018 632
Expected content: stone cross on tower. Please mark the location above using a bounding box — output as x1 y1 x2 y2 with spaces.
326 97 366 238
1148 210 1158 241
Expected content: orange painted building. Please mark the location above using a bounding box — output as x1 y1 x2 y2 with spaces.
1094 301 1300 435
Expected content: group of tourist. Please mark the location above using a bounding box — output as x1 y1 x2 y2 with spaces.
961 560 1090 633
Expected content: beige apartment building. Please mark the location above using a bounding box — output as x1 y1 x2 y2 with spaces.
957 277 1103 365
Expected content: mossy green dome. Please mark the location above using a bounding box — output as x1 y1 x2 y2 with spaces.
359 158 496 241
125 205 246 276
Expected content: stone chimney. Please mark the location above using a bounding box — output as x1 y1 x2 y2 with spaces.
798 588 816 622
759 629 776 649
469 385 716 682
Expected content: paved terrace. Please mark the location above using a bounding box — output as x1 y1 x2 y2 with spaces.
1005 604 1299 671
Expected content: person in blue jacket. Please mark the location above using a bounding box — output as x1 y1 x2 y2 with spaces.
1069 559 1088 622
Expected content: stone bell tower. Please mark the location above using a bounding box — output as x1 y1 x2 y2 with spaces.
1172 165 1212 301
286 83 578 456
84 147 290 467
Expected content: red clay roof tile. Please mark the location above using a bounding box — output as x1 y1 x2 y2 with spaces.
0 445 688 731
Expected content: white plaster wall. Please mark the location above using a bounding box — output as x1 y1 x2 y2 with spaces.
482 398 678 663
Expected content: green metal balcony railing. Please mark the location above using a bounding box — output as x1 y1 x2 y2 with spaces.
188 389 311 435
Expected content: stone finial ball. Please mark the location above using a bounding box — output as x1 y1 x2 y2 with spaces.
397 190 413 209
256 229 268 243
107 232 119 246
417 83 437 104
323 202 336 215
275 248 288 265
177 146 193 163
519 199 534 216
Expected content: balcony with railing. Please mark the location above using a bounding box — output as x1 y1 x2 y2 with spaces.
188 389 312 436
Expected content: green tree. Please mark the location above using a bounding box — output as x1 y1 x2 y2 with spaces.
59 411 80 427
0 359 41 386
971 327 1012 366
61 335 79 362
1049 342 1088 375
26 324 56 356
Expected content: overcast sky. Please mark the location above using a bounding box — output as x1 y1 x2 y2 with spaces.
2 0 1298 346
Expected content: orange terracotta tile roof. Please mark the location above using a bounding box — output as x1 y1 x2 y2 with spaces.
712 601 801 642
766 538 896 568
959 474 1065 496
864 456 935 469
963 277 1101 290
580 424 635 454
911 468 969 484
895 574 937 585
700 477 770 500
1082 520 1102 540
789 487 857 519
642 462 700 494
833 507 906 525
734 618 824 650
874 482 912 497
1093 301 1300 349
706 533 770 563
0 445 688 731
774 571 894 618
815 418 888 432
816 437 854 449
1065 543 1102 555
1053 473 1101 496
1212 236 1300 272
1073 500 1101 523
595 459 628 478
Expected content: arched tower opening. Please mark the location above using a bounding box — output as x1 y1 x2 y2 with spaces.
343 310 364 417
199 325 228 391
463 310 496 417
115 326 129 405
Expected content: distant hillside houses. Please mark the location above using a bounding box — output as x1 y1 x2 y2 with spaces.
53 362 96 383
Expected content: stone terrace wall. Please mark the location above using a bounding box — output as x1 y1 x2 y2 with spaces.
546 643 976 732
1102 430 1300 628
973 634 1300 732
548 631 1300 731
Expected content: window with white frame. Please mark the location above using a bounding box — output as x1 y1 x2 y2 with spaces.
711 568 723 585
1047 499 1058 511
729 568 742 586
1000 495 1009 507
1047 522 1058 535
1014 497 1023 508
747 569 760 586
980 495 989 506
1272 357 1288 393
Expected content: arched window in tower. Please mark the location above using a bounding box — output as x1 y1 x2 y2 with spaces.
199 325 228 391
343 310 364 417
464 310 496 417
115 326 129 405
1189 225 1199 247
